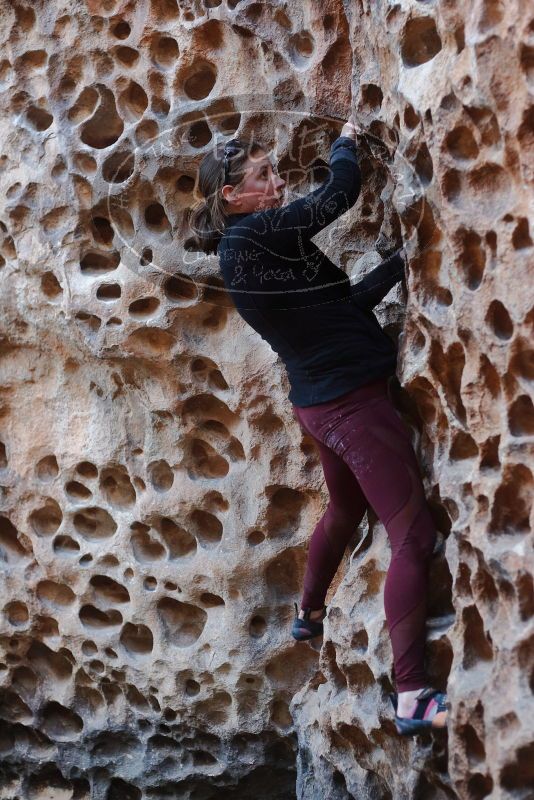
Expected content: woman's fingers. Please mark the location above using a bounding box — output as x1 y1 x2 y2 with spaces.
340 114 364 139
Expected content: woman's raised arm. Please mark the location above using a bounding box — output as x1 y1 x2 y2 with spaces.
242 123 362 245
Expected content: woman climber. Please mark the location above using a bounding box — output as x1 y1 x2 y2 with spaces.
188 115 449 736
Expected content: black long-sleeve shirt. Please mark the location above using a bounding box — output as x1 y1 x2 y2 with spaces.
217 135 405 407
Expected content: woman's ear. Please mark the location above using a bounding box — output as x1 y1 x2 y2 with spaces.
221 184 237 204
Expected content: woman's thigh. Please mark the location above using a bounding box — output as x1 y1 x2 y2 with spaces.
293 391 427 540
293 405 368 516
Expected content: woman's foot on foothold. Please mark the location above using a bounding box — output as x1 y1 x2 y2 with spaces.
298 607 324 621
291 602 327 641
392 687 449 736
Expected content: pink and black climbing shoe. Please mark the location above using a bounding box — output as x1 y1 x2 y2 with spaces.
291 602 327 641
390 687 449 736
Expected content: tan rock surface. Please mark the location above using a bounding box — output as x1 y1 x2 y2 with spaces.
0 1 532 798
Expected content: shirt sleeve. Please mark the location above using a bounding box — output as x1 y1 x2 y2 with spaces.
349 248 406 310
242 135 362 245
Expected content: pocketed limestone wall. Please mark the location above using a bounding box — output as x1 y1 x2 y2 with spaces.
0 1 532 798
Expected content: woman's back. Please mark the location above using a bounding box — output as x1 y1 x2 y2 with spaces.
217 135 403 407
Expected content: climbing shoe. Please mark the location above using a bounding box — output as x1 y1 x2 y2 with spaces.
291 602 327 641
389 687 449 736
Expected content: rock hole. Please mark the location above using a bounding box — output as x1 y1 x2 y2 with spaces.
92 216 116 246
53 534 80 555
195 690 232 725
462 605 493 668
80 85 124 149
36 454 59 481
140 247 153 266
107 778 142 800
102 150 135 183
39 701 83 740
464 105 501 147
512 217 533 249
120 622 153 654
147 459 174 492
188 508 223 548
485 299 514 339
200 592 224 607
450 431 479 460
414 142 433 185
478 0 504 32
186 438 229 480
445 125 479 160
73 506 118 540
163 273 198 304
467 163 511 216
248 614 266 638
322 641 348 691
80 250 120 275
150 0 179 23
36 580 76 607
508 394 534 435
155 517 197 559
128 296 160 317
185 678 200 696
29 499 63 537
489 464 532 535
520 43 534 89
90 575 130 604
454 24 466 53
76 461 98 479
517 571 534 621
404 104 420 129
130 523 166 562
99 465 136 508
500 742 534 791
265 486 306 539
125 327 175 356
157 598 207 647
5 600 29 627
183 62 217 100
187 118 212 148
113 45 139 67
65 480 93 501
79 604 123 629
135 119 159 146
345 661 375 693
454 228 485 289
111 19 130 39
96 283 121 301
68 86 99 124
247 530 265 545
401 16 442 67
441 167 462 207
288 31 315 68
150 35 179 68
479 435 500 471
41 271 63 298
361 83 383 112
26 104 53 131
144 202 170 232
509 338 534 380
350 629 368 653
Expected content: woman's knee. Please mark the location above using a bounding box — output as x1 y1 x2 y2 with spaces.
325 500 363 532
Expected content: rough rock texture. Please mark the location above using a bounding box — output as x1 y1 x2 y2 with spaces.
0 1 532 799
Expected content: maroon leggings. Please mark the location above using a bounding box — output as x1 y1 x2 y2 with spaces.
292 377 437 692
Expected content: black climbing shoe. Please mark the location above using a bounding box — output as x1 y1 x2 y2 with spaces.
291 602 327 641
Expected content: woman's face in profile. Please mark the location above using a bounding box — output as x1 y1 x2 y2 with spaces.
223 148 286 214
